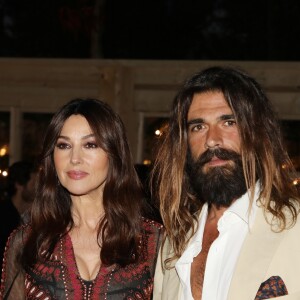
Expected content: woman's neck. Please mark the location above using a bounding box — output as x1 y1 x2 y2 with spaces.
71 195 104 230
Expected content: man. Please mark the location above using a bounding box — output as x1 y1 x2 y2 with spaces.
0 161 37 276
152 66 300 300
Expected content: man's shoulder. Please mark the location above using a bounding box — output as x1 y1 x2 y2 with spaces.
285 207 300 233
252 202 300 243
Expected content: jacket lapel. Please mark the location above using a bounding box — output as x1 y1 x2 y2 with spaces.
228 206 287 300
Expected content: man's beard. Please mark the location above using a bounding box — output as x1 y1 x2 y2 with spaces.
186 148 247 208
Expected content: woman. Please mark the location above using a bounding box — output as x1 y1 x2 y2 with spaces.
1 98 163 299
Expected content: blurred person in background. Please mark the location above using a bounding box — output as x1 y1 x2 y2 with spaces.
0 161 37 278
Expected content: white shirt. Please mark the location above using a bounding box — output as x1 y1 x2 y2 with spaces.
175 185 260 300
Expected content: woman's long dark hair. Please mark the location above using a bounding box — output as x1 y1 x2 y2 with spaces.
22 98 143 268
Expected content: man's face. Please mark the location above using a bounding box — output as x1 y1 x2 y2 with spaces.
187 91 241 166
186 91 247 207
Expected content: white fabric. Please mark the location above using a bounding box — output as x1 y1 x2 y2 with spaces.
175 185 260 300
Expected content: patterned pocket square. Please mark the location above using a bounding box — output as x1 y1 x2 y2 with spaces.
255 276 288 299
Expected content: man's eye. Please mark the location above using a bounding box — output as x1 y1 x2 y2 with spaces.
56 142 70 149
190 124 204 132
225 120 236 126
85 142 98 149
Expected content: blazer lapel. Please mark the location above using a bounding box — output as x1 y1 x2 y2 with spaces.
228 206 287 300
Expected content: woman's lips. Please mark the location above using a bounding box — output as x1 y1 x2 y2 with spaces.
67 170 88 180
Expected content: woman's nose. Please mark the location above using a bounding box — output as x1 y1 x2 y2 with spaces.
70 148 82 165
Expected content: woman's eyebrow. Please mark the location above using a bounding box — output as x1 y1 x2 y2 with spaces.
57 133 95 140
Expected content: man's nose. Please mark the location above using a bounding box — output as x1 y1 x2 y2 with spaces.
204 126 222 149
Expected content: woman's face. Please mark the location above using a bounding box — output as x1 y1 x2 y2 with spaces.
54 114 109 200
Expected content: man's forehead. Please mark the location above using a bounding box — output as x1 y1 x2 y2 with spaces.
188 91 233 119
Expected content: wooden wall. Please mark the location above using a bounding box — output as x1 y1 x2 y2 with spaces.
0 58 299 163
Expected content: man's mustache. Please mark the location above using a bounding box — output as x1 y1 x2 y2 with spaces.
196 148 241 166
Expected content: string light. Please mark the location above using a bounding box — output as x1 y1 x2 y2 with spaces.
0 145 8 156
155 129 161 136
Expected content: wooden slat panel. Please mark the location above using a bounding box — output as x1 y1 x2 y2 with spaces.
134 90 175 112
269 92 300 119
0 86 100 109
0 58 299 163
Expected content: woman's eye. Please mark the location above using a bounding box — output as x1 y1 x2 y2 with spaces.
85 142 98 149
56 142 70 149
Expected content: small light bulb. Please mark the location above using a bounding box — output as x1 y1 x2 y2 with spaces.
155 130 161 136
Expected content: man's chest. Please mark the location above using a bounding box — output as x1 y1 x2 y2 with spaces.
190 221 219 300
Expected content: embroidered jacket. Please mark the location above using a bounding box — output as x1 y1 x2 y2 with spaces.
1 218 163 300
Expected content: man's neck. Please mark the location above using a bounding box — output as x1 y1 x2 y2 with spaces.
207 204 229 224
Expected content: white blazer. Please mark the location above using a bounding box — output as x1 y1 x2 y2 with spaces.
153 204 300 300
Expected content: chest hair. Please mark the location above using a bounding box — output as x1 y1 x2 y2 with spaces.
190 222 219 300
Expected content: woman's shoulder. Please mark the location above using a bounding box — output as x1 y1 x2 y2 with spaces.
141 217 164 231
1 224 29 300
139 218 164 273
140 217 164 244
5 223 30 250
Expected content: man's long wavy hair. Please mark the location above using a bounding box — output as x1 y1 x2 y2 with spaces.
22 98 143 268
151 66 300 266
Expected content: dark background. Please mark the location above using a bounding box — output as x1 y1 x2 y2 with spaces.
1 0 300 60
0 0 299 173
